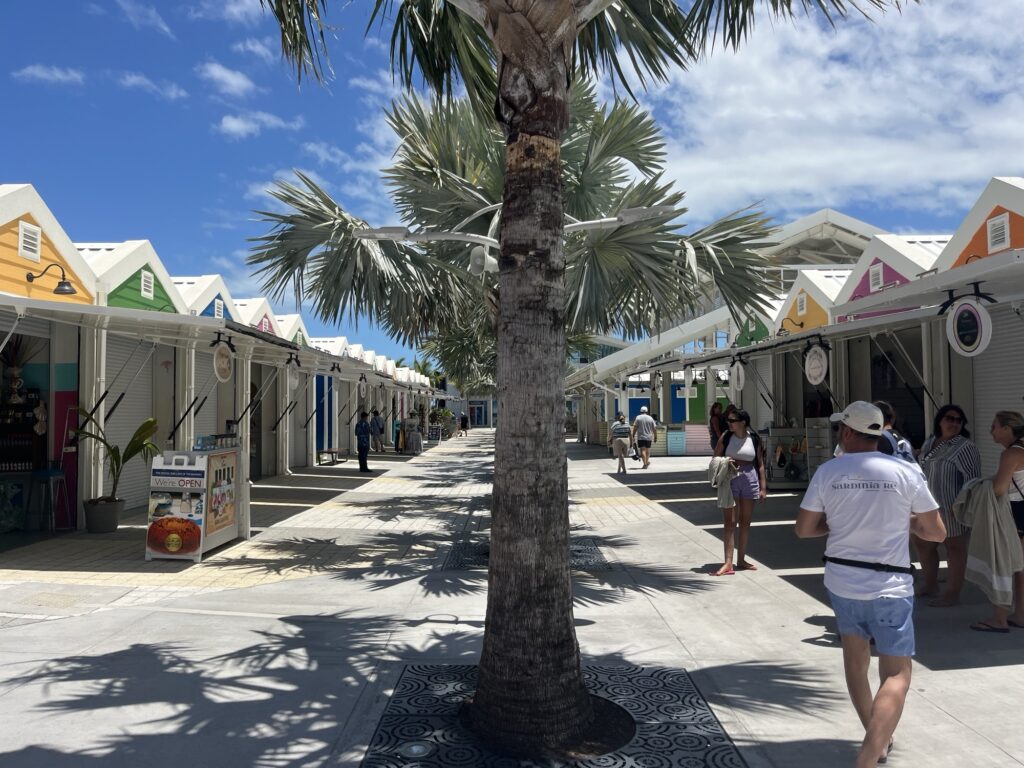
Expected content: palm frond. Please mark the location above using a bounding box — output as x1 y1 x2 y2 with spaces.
683 0 913 53
260 0 333 83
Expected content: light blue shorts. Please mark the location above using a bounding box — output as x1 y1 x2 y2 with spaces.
827 591 915 657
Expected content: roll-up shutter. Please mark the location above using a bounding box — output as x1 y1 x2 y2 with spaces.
103 335 154 509
289 376 307 467
751 355 773 431
0 310 51 338
972 306 1024 475
193 351 218 440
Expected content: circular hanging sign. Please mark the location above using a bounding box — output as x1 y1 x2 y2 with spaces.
804 344 829 386
946 298 992 357
730 361 746 392
212 344 233 383
357 376 368 399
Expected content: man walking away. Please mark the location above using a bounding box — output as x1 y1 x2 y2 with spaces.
458 411 469 437
796 401 945 767
632 406 657 470
355 411 372 473
369 409 385 452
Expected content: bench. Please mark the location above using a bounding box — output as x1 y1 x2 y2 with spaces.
317 450 347 466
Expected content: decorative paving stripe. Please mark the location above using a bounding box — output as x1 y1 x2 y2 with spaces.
443 537 613 572
361 664 747 767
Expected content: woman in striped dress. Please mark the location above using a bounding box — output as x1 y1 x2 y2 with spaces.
914 404 981 606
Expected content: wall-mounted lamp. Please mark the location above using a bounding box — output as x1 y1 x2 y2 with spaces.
286 352 301 367
780 317 804 332
329 362 342 373
26 263 76 296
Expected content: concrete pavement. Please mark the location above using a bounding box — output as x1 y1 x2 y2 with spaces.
0 431 1021 766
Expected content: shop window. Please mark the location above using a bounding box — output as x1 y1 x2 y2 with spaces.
868 263 884 292
141 270 155 299
796 293 807 316
214 298 224 319
987 213 1009 254
18 221 41 262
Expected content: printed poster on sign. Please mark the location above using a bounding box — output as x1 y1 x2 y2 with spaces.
213 343 233 383
730 361 746 392
147 458 207 561
945 298 992 357
205 451 237 535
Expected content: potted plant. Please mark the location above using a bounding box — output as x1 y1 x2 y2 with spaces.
74 411 160 533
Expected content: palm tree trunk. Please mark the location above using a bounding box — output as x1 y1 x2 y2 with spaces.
464 1 593 754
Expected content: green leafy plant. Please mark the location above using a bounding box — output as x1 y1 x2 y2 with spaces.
74 410 160 501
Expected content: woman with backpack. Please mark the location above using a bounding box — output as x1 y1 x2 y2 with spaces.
712 408 767 576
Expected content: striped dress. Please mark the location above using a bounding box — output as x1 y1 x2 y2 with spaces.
919 434 982 537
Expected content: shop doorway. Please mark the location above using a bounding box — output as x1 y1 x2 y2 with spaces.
469 402 486 426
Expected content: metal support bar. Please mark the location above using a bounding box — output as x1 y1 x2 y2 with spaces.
885 330 940 410
869 335 924 410
271 400 297 433
743 357 775 411
105 344 157 423
0 314 21 357
234 366 279 422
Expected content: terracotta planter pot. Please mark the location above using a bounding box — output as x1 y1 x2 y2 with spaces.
84 498 125 534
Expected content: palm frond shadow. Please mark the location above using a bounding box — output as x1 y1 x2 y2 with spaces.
2 620 850 767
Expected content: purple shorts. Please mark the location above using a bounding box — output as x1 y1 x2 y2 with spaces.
730 464 760 500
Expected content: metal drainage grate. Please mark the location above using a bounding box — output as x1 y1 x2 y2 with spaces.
443 537 612 572
362 664 746 767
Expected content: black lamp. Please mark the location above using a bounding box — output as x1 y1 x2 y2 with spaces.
26 263 76 295
781 317 804 332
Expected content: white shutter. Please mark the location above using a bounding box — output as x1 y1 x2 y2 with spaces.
751 355 774 431
987 213 1009 254
103 336 154 509
797 293 807 316
193 351 218 439
140 270 155 299
972 306 1024 474
18 221 41 262
289 377 307 467
869 263 884 292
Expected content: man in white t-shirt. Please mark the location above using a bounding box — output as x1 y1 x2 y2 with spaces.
631 406 657 469
796 401 945 768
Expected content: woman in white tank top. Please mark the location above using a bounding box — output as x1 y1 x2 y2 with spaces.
712 408 766 576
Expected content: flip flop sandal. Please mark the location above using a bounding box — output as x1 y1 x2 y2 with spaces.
970 621 1010 634
1008 619 1024 629
878 738 894 764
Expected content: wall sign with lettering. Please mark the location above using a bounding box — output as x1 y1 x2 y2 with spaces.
945 298 993 357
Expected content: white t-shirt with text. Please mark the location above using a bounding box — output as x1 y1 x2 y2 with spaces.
800 452 938 599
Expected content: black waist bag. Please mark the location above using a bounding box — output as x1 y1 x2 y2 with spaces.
822 555 914 575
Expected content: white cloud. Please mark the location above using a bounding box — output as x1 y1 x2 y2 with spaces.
232 37 275 64
633 0 1024 228
114 0 174 39
216 111 305 139
189 0 263 26
118 72 188 100
196 60 257 98
11 65 85 85
212 250 267 300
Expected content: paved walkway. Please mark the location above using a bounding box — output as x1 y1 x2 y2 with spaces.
0 432 1021 766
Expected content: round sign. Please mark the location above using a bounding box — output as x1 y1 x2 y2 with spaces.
357 376 368 399
946 298 993 357
212 343 233 383
804 344 829 386
730 361 746 392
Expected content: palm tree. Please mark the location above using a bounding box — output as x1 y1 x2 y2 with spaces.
255 0 911 755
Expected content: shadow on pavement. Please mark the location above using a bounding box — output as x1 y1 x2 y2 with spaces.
0 617 855 768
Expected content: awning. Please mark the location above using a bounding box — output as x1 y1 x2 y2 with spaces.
834 249 1024 318
566 305 733 388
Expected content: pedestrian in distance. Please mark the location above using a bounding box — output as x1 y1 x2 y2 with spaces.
712 408 766 576
796 401 945 768
631 406 657 470
968 410 1024 632
458 411 469 437
873 400 916 463
369 409 386 453
915 404 981 606
355 411 373 473
608 412 632 475
709 402 724 452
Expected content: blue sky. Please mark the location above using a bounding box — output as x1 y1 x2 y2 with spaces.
4 1 1023 360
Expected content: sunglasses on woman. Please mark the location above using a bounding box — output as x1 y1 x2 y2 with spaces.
943 414 963 424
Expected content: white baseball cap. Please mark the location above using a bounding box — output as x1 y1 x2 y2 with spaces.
640 406 649 413
829 401 884 437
